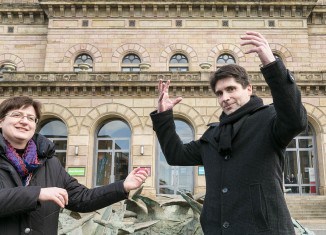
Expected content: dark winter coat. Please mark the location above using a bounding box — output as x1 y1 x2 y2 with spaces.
0 133 128 235
151 60 307 235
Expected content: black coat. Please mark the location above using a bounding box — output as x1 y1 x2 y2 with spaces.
151 60 307 235
0 133 128 235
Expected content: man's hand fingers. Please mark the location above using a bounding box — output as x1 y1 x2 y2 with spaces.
158 92 164 102
173 97 183 106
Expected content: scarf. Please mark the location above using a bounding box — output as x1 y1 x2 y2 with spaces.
5 139 40 186
215 95 264 157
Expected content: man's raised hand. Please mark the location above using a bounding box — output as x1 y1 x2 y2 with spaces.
240 31 275 67
157 79 182 113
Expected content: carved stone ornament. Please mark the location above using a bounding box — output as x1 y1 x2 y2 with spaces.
199 62 212 70
139 63 151 71
2 62 17 72
77 63 91 71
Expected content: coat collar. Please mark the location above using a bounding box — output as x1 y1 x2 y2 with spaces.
0 132 55 160
200 105 271 148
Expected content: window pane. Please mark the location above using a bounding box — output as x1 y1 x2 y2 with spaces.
122 54 141 64
285 122 317 195
287 139 296 148
299 138 313 148
52 140 67 150
132 67 141 72
96 152 112 186
39 120 67 137
115 140 129 150
74 54 93 72
157 119 194 195
98 140 113 150
96 120 131 186
39 119 67 168
217 53 236 64
284 151 298 184
170 54 188 63
55 152 67 168
169 67 178 72
75 54 93 64
298 124 314 136
299 151 314 184
175 120 194 143
98 120 131 138
114 152 129 181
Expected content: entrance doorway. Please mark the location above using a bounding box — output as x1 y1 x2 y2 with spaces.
284 124 317 195
157 119 194 195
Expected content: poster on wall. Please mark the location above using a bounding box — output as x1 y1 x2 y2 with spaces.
68 167 86 176
198 166 205 175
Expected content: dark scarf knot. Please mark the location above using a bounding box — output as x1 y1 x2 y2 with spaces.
215 95 264 157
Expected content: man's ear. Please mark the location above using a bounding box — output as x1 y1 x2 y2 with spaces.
247 84 253 95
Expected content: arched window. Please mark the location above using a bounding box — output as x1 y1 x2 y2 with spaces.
217 53 236 65
169 53 189 72
157 119 194 194
38 119 68 167
284 123 318 195
95 119 131 186
74 53 93 72
121 53 141 72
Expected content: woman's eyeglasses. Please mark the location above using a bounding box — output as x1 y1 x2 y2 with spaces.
5 111 38 123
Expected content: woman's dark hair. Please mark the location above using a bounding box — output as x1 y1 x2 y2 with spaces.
0 96 42 120
209 64 251 92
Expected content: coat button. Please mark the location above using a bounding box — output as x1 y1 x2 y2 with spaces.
222 187 228 194
223 221 230 229
224 155 230 161
24 228 31 234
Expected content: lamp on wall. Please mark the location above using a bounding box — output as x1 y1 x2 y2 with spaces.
140 145 144 155
75 146 79 156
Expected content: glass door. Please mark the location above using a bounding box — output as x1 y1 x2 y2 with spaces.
157 120 194 195
284 135 317 195
95 120 131 186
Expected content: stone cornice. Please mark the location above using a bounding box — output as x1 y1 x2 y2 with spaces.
37 1 316 19
0 3 46 25
0 1 319 25
38 0 318 5
309 4 326 25
0 71 324 97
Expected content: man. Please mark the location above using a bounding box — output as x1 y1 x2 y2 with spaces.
150 31 307 234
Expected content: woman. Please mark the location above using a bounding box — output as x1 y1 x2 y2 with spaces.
0 96 148 235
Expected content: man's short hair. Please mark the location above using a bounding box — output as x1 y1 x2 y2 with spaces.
209 64 251 91
0 96 42 120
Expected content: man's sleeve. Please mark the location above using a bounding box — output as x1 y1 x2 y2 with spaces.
150 109 203 166
260 59 307 148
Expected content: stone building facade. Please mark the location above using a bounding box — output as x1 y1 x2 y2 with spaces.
0 0 325 197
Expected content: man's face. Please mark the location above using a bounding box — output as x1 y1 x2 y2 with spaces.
214 76 252 115
0 106 37 149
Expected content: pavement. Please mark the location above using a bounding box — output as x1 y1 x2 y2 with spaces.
299 220 326 235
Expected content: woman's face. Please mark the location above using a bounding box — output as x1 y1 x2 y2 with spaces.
0 106 37 149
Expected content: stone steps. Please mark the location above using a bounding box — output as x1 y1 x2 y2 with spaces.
285 196 326 221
